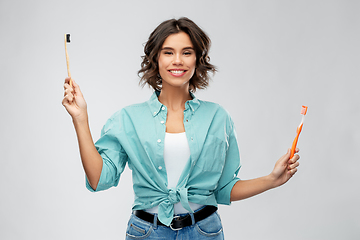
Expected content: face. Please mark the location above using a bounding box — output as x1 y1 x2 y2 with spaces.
158 32 196 90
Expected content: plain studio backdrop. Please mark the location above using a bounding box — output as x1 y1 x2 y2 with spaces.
0 0 359 239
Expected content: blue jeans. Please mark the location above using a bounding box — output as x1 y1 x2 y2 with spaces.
125 209 224 240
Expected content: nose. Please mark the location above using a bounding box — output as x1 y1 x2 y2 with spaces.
172 54 183 65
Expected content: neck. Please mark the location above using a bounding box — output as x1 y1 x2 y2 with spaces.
158 84 192 111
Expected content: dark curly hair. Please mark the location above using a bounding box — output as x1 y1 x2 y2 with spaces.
138 17 217 92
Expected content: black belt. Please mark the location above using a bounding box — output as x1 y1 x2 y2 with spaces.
134 205 217 230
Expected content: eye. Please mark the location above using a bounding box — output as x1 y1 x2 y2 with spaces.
183 50 195 56
164 51 173 55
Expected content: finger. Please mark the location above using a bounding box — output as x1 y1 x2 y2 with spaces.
64 91 74 102
288 168 297 176
65 77 72 85
281 149 291 163
62 95 73 107
275 149 290 168
72 79 79 90
72 79 84 97
64 82 72 89
288 161 299 170
295 148 300 153
290 154 300 164
64 88 74 98
63 83 74 95
62 97 68 107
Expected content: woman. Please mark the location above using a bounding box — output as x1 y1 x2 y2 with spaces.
62 17 300 239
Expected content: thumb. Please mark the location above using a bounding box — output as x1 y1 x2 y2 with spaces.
280 149 291 165
72 79 83 96
72 78 77 88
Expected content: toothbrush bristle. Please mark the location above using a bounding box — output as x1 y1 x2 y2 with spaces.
66 34 71 43
301 105 308 115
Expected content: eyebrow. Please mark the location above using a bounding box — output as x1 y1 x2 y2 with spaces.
161 47 194 51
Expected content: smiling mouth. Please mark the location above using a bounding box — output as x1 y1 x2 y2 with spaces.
169 70 186 74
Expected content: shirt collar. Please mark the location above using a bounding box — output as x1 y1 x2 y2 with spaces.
147 90 200 117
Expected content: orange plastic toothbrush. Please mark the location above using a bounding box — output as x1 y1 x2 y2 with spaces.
64 33 72 87
290 106 308 159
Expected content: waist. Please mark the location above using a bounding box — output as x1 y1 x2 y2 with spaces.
134 205 218 229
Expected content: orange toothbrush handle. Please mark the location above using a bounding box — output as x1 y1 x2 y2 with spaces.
290 123 303 159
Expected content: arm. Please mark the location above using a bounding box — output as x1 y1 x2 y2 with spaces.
230 148 300 202
62 77 102 190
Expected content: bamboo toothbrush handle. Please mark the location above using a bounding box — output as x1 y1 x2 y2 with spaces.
64 34 72 87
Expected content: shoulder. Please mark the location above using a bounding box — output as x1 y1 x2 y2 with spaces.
101 101 149 133
106 100 152 124
198 99 232 118
122 101 149 114
110 101 149 117
197 99 235 134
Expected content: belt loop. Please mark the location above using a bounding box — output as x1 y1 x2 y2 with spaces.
153 213 158 229
190 212 195 226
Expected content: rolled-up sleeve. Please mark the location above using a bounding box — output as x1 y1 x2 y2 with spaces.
214 121 241 205
86 115 128 192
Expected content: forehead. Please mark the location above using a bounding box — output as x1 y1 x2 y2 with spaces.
162 32 193 48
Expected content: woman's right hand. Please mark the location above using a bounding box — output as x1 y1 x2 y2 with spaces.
62 77 88 122
62 77 103 190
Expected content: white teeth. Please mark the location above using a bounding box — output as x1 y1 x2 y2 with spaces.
170 70 185 74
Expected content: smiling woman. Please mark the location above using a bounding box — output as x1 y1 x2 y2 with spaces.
62 17 300 240
158 32 196 90
138 17 217 92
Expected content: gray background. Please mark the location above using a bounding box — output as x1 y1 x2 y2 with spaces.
1 0 359 239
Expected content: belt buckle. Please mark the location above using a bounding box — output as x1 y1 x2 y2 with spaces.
170 216 182 231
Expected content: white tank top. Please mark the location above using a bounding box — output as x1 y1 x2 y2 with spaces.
146 132 203 214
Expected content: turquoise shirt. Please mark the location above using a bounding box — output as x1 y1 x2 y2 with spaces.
86 91 241 226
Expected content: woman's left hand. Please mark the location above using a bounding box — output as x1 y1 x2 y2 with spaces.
269 148 300 188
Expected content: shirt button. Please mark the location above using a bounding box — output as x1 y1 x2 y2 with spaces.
191 137 193 141
186 119 188 122
158 166 162 170
160 121 164 124
162 107 165 110
157 139 161 143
